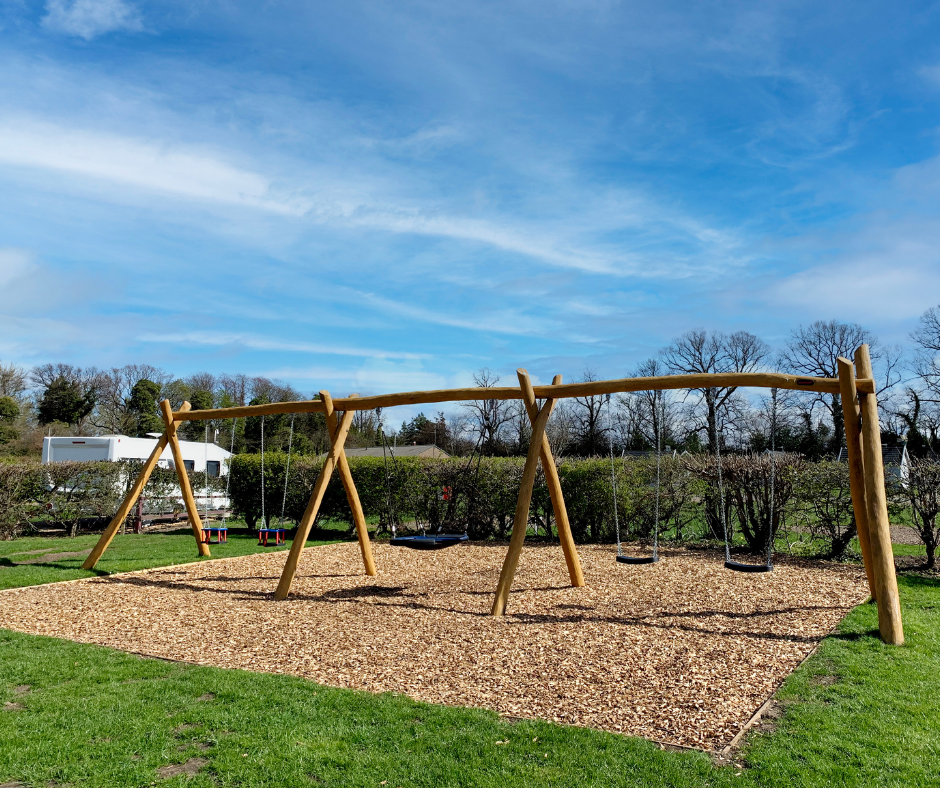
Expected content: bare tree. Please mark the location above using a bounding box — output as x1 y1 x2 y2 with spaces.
92 365 170 434
218 374 250 407
568 369 609 456
617 358 679 451
461 368 513 455
0 361 28 399
912 305 940 404
662 330 769 453
780 320 900 453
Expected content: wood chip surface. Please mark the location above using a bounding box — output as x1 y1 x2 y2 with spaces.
0 543 867 749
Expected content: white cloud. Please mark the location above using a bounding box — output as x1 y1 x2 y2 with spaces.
43 0 143 40
139 331 428 361
0 119 302 213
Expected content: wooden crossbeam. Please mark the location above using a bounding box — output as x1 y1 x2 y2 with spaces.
491 369 560 616
519 373 584 587
275 391 356 600
173 372 875 421
324 393 377 577
161 400 211 557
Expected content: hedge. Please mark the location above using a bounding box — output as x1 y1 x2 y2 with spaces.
0 453 878 559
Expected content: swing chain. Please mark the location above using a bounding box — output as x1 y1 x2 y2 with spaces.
606 393 622 556
260 415 266 530
653 390 662 561
280 414 295 525
767 388 777 569
716 420 731 563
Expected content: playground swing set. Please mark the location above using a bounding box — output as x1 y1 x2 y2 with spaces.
81 345 904 645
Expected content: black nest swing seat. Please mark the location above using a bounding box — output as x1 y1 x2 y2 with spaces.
389 533 469 550
724 559 772 573
616 553 659 565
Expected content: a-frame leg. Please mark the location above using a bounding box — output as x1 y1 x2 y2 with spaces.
520 373 584 587
491 369 559 616
324 393 377 576
81 405 191 569
854 346 904 645
275 390 356 600
160 400 211 557
837 357 876 600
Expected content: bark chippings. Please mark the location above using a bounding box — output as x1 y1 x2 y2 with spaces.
0 543 866 749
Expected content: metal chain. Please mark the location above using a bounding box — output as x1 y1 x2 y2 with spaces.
767 389 777 568
260 415 266 530
653 390 662 561
280 415 294 525
606 393 622 556
204 424 210 524
221 418 235 528
716 422 731 563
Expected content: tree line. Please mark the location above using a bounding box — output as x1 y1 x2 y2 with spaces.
2 309 939 460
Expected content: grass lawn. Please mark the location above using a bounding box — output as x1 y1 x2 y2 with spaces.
0 521 350 591
0 554 938 786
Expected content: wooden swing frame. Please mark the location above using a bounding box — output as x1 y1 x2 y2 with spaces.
83 345 904 644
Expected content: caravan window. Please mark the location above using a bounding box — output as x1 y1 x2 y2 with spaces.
183 460 195 471
206 461 221 478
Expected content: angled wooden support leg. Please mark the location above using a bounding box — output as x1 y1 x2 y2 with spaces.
161 399 211 557
837 357 876 600
855 345 904 645
81 404 192 569
275 391 356 600
492 369 558 616
520 373 584 587
325 394 377 577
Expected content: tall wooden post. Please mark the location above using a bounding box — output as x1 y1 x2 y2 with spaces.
81 404 192 569
324 393 376 576
275 391 356 600
836 357 876 599
491 369 558 616
854 345 904 645
520 374 584 587
161 399 211 557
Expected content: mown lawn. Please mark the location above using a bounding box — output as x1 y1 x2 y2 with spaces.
0 551 938 786
0 521 350 591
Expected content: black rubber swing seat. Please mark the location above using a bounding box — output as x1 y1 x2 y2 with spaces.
724 560 773 573
389 534 469 550
616 554 659 565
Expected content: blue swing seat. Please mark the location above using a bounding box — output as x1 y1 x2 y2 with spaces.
390 534 469 550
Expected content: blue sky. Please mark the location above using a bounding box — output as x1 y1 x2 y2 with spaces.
1 0 939 401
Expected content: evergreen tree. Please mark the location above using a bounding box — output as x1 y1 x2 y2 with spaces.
37 377 95 427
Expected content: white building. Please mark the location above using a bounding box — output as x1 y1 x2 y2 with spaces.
42 434 232 511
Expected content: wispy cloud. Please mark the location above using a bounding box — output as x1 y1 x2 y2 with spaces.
0 119 303 213
42 0 142 40
138 331 428 361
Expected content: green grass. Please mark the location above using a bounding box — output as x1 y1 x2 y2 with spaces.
0 521 349 591
1 573 939 786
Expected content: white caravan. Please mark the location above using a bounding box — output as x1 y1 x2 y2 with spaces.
42 435 232 511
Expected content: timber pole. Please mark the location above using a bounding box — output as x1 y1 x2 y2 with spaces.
854 345 904 645
491 369 558 616
275 391 356 600
521 373 584 587
81 406 189 569
836 357 876 600
161 400 211 557
325 394 377 577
